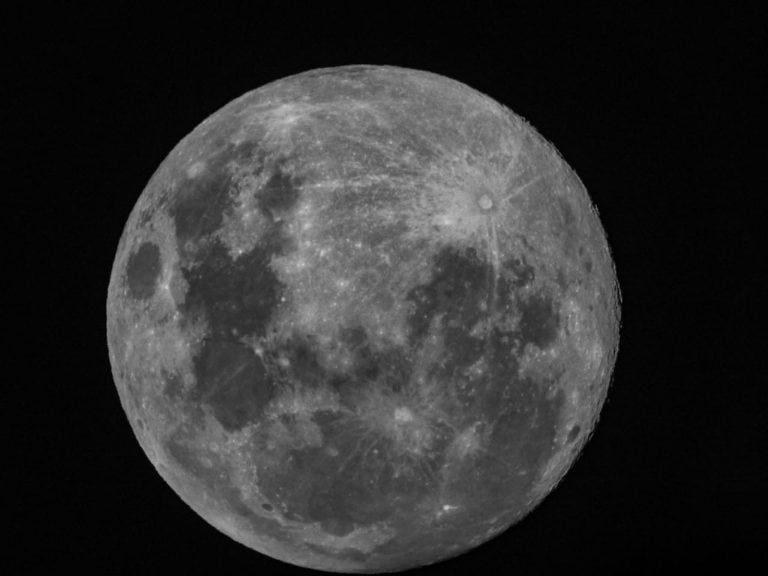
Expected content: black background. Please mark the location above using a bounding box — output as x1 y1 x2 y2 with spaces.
11 2 765 574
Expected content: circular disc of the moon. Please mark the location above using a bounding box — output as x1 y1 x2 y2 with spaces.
106 65 620 573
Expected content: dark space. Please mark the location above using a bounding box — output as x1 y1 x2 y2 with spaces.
9 3 764 574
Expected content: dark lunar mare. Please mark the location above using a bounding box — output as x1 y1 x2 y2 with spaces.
397 245 565 524
166 141 300 433
503 253 536 288
257 159 302 219
125 242 162 300
406 247 492 347
266 333 325 386
254 411 453 539
253 329 453 536
252 244 565 551
517 294 559 349
171 140 262 252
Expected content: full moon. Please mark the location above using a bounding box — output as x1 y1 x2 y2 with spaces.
106 65 620 572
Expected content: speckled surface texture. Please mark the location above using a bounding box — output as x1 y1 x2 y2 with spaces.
106 65 620 572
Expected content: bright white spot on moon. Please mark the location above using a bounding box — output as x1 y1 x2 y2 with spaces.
186 161 206 178
478 194 493 210
394 407 414 422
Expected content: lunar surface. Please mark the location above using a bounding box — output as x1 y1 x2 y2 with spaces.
106 65 620 572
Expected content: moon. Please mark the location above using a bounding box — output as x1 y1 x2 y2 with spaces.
106 65 620 572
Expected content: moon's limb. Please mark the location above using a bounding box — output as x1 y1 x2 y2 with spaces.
106 65 620 573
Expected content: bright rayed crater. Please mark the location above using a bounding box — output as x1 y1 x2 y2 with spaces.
106 65 620 573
